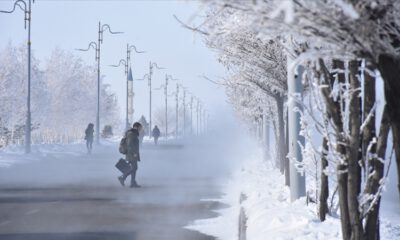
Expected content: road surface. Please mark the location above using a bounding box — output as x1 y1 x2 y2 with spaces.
0 137 236 240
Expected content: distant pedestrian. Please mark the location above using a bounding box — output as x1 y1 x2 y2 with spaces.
84 123 94 154
118 122 142 188
152 125 161 145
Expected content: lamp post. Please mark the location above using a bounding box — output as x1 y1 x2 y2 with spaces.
110 44 145 130
153 84 167 138
196 98 200 136
77 22 122 144
175 83 186 138
199 103 202 135
288 64 306 201
182 88 187 137
155 74 177 138
190 95 194 135
175 84 179 138
201 108 206 135
138 62 164 138
1 0 34 153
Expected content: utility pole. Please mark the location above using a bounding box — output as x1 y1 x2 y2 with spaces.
77 22 122 144
263 112 270 158
199 104 202 135
126 45 145 128
203 110 206 134
110 44 144 130
175 84 179 138
196 99 199 136
190 96 194 135
183 89 186 137
138 62 164 138
155 74 177 138
1 0 35 153
288 63 306 201
165 77 168 138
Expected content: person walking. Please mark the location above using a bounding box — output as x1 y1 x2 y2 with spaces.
84 123 94 154
152 125 161 145
118 122 142 188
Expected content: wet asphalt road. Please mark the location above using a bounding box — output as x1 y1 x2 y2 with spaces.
0 140 232 240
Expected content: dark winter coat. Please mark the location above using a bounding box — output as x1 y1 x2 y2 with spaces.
85 127 94 141
126 128 140 162
152 127 160 138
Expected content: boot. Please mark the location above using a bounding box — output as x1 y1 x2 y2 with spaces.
118 176 125 186
130 181 141 188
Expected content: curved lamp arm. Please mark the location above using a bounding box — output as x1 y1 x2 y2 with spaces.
0 0 29 28
102 24 124 35
137 74 149 81
166 74 179 81
151 62 164 70
75 41 98 51
75 41 98 60
109 59 127 68
129 45 146 54
153 85 165 91
0 0 26 13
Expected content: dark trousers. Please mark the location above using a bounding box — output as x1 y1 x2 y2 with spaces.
86 139 93 153
121 160 138 185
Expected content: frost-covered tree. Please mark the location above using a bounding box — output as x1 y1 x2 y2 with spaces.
43 48 120 141
0 45 120 144
0 43 49 144
192 1 399 239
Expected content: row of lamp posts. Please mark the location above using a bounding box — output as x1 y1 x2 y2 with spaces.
0 0 209 153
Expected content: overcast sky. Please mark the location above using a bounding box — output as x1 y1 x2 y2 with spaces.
0 0 233 128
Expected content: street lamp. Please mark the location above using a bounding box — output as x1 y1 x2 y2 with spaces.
154 74 177 139
176 83 187 138
190 95 194 135
76 22 122 145
202 108 207 134
196 98 202 136
137 62 164 138
1 0 35 153
110 44 145 130
181 87 188 137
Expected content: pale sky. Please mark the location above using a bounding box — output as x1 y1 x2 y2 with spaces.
0 0 232 128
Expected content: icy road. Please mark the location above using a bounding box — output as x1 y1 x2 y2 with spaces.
0 136 241 240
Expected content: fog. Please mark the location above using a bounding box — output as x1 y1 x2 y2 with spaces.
0 105 255 240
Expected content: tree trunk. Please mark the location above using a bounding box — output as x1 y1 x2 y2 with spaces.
318 59 351 240
364 106 390 240
392 123 400 194
319 137 329 221
337 143 351 240
347 60 362 240
362 61 376 180
285 111 290 186
377 54 400 196
276 95 286 174
272 117 280 165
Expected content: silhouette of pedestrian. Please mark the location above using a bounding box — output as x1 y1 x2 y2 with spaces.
152 125 161 145
85 123 94 154
118 122 142 188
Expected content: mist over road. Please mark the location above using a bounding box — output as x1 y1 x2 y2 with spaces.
0 132 245 240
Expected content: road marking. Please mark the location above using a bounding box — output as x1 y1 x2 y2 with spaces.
25 209 40 215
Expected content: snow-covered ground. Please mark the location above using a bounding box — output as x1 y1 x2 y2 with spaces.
0 143 84 168
2 139 399 240
186 147 400 240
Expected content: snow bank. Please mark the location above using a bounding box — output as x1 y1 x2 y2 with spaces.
0 142 91 168
187 148 400 240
